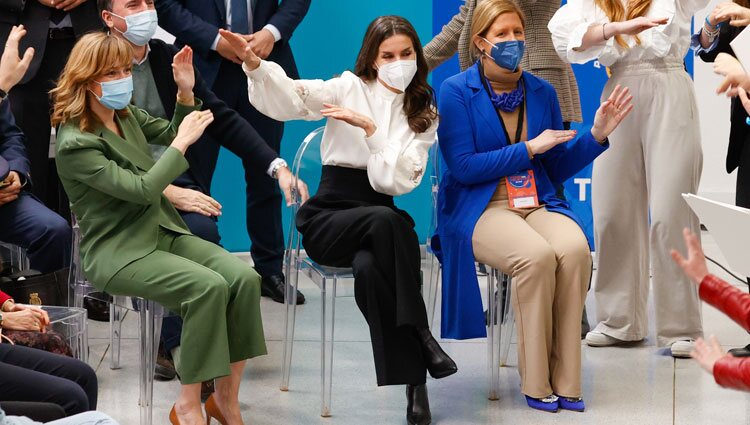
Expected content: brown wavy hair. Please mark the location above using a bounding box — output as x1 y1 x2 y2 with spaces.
595 0 652 48
51 32 133 133
737 0 750 8
354 16 437 134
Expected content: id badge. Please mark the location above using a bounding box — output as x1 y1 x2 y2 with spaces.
505 170 540 209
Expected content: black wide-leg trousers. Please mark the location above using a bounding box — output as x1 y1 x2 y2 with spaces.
297 166 428 386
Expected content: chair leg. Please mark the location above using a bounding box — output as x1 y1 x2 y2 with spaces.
139 300 162 425
427 254 441 331
320 276 336 418
110 297 124 370
487 269 501 401
499 274 515 367
281 254 300 392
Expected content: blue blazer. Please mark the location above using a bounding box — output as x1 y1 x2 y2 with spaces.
156 0 310 86
433 63 608 340
0 100 30 184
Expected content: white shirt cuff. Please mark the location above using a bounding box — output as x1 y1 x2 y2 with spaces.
211 33 221 51
266 157 287 177
263 24 282 42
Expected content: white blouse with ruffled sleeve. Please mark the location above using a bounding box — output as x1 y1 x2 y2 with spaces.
242 60 437 197
548 0 711 66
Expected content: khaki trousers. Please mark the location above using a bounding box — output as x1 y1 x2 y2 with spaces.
473 183 591 398
592 59 703 346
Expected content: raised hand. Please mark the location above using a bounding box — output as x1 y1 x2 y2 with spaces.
715 1 750 26
591 85 634 142
172 110 214 152
714 53 749 96
670 228 709 285
0 25 34 93
219 29 261 70
320 103 377 137
526 129 577 156
172 46 195 104
612 16 669 37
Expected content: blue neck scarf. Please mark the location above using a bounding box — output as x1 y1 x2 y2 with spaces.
488 78 524 112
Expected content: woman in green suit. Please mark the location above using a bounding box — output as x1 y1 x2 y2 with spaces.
51 32 265 425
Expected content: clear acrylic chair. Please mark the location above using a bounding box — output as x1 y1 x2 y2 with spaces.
281 126 355 418
0 242 30 272
68 215 164 425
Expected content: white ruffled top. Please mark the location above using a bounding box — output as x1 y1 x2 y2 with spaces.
548 0 711 67
242 60 437 196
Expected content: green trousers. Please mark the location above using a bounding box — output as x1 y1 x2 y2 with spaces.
103 227 267 384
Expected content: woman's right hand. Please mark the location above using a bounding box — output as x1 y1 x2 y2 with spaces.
714 2 750 26
171 110 214 153
610 16 669 37
218 29 261 71
2 309 47 332
526 129 577 156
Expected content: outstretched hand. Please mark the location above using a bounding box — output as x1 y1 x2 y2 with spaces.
172 46 195 102
670 228 709 285
0 25 34 93
219 29 261 70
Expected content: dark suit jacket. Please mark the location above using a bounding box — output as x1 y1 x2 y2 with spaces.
0 0 101 83
147 39 277 194
155 0 310 86
0 99 30 184
699 25 748 175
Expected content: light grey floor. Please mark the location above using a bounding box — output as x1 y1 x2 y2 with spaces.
87 232 750 424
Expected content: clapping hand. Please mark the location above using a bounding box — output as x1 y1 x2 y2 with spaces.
590 85 634 142
714 2 750 27
691 336 727 375
0 25 34 93
670 228 709 285
219 29 261 70
172 46 195 104
613 16 669 37
714 53 749 97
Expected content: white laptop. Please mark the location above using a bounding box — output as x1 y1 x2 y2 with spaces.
682 193 750 278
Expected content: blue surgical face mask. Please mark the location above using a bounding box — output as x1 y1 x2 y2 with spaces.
481 37 525 72
111 10 158 46
92 75 133 110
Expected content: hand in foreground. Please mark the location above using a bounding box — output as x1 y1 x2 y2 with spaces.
591 85 634 142
2 305 49 332
714 2 750 26
277 166 309 206
670 228 709 285
691 336 727 375
0 25 34 93
526 129 577 156
611 16 669 37
163 185 221 217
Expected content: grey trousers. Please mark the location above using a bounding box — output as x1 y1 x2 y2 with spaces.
591 59 704 347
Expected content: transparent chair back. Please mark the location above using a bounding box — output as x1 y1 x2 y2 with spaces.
281 126 354 418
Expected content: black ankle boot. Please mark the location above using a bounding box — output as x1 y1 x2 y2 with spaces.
406 384 431 425
417 328 458 379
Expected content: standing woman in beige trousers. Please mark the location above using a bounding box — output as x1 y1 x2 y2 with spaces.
549 0 708 357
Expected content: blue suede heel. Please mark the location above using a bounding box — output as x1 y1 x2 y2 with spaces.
525 395 559 413
558 396 585 412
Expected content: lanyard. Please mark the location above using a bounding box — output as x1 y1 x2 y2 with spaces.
479 63 525 145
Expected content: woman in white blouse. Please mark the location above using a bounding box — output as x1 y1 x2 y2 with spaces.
548 0 708 357
220 16 456 425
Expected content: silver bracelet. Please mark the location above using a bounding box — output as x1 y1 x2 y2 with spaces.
602 23 609 40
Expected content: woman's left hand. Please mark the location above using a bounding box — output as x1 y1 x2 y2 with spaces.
590 85 634 142
715 2 750 26
172 46 195 102
320 103 376 137
691 336 726 374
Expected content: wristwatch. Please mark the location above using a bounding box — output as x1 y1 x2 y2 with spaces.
271 159 288 179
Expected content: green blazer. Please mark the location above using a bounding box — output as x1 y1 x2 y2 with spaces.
56 101 201 287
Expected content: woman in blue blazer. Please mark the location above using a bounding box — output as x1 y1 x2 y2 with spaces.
432 0 633 413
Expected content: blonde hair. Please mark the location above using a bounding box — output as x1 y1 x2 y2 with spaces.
51 32 133 133
469 0 526 62
595 0 653 48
